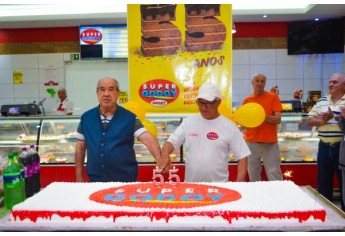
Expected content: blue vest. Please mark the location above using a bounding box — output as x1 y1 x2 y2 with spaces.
80 106 138 182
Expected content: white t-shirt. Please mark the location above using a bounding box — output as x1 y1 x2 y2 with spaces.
167 114 251 182
54 98 73 116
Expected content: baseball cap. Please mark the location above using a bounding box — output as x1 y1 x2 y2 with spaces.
196 82 221 102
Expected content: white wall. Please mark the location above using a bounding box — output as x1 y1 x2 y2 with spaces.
232 48 345 107
65 60 128 115
0 53 65 115
0 49 344 115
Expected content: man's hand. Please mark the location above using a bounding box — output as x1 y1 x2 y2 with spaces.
317 107 334 123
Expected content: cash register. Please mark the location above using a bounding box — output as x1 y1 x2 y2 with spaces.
1 103 42 116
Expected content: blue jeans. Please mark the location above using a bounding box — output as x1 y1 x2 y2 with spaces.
317 141 345 210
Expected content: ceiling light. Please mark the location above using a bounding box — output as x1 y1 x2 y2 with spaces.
0 4 127 20
233 3 314 15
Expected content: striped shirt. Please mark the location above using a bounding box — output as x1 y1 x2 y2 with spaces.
307 95 345 143
76 110 146 141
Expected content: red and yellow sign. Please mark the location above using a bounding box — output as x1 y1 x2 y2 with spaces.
127 4 232 114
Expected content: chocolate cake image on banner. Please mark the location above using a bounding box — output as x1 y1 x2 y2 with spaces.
185 4 227 52
141 4 182 57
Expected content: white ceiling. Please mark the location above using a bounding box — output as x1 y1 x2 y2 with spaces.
0 4 344 29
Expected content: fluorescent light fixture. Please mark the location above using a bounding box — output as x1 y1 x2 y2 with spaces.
0 4 126 20
233 4 314 15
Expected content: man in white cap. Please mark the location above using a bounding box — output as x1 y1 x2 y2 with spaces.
161 81 250 182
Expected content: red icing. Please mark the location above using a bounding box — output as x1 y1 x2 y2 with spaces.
11 209 326 224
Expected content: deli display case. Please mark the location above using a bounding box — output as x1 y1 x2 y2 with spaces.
0 115 184 164
134 115 183 163
0 116 79 164
0 113 319 164
278 113 319 163
0 113 321 188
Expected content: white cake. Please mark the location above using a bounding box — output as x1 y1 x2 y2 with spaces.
9 180 326 229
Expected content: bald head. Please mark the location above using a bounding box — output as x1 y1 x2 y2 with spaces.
328 73 345 97
252 73 266 82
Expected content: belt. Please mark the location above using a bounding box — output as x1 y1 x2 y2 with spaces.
320 140 341 147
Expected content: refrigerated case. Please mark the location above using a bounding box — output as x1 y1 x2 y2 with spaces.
0 113 322 187
278 113 319 163
134 115 183 163
0 114 320 164
0 116 79 164
0 113 321 162
0 115 184 164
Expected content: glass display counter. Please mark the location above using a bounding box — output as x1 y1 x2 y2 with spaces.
0 113 319 165
0 113 322 188
0 116 79 164
134 116 183 163
0 115 184 165
278 113 318 163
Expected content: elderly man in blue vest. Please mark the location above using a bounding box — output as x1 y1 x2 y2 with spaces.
74 77 170 182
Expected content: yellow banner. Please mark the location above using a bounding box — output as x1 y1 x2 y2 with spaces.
128 4 232 114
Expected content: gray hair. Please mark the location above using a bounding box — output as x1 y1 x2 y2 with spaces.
97 77 120 92
58 87 67 95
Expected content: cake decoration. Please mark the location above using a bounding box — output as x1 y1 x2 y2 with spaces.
185 4 226 52
10 181 326 225
141 4 182 57
153 166 180 186
89 182 241 209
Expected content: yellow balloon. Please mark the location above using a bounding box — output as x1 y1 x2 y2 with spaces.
141 119 158 137
218 102 234 121
233 103 265 128
123 101 146 121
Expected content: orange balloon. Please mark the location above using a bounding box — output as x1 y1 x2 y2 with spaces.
218 102 234 121
123 101 146 121
141 119 158 137
233 103 265 128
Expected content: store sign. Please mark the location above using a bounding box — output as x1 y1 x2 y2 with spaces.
70 54 80 60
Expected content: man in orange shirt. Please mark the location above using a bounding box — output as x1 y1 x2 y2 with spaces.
242 74 283 181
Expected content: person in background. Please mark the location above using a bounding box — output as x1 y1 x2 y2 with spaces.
338 105 345 212
74 77 170 182
307 73 345 211
54 87 73 115
161 82 250 182
242 73 283 182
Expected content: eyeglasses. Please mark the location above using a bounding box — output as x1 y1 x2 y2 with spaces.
196 99 218 108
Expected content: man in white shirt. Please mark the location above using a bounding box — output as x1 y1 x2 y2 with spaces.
161 82 250 182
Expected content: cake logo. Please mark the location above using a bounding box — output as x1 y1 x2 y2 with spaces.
207 132 219 140
90 183 241 209
80 29 102 45
139 79 179 106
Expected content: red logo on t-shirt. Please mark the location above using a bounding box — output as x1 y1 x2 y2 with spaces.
207 132 219 140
